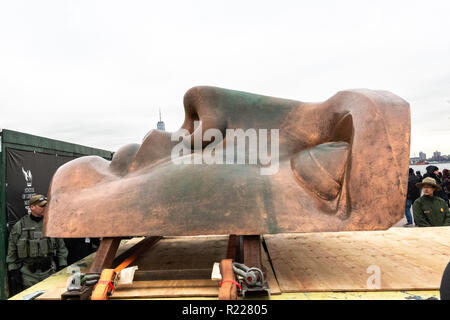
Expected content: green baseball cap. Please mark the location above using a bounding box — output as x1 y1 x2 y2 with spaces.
29 194 48 207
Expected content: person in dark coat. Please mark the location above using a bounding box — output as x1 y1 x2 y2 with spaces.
405 168 421 226
423 165 439 179
415 170 423 181
423 165 449 202
6 195 68 295
442 169 450 204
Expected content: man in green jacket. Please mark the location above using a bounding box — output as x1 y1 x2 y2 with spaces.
413 177 450 227
6 194 68 295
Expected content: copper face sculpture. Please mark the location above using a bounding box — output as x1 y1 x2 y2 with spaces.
43 86 410 238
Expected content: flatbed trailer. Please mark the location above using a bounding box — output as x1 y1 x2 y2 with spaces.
8 226 449 300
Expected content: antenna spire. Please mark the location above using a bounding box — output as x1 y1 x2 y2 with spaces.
157 107 166 131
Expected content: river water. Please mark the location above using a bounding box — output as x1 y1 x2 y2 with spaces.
410 162 450 175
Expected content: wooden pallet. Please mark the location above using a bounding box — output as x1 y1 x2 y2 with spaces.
36 235 281 300
264 226 450 292
112 236 280 299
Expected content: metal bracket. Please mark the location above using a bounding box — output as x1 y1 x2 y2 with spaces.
232 262 270 298
61 285 94 300
61 272 100 300
240 280 270 298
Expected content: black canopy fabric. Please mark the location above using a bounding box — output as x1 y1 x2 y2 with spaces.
5 148 76 231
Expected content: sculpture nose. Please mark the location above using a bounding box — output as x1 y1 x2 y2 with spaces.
112 87 232 175
180 86 228 149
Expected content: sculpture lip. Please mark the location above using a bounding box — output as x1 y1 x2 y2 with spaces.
43 86 410 238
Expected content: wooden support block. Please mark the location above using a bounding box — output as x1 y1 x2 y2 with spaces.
218 259 238 300
89 238 122 274
243 235 262 270
226 235 238 260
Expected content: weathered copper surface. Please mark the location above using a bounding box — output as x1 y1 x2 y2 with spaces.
43 86 410 238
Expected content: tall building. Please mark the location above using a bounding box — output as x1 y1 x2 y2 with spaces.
432 151 441 161
156 108 165 131
419 152 426 161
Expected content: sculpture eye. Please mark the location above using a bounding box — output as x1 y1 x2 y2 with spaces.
289 110 354 219
291 141 350 201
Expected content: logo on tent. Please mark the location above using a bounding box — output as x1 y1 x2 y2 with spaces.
21 167 32 187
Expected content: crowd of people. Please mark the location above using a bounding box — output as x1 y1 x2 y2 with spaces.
406 165 450 227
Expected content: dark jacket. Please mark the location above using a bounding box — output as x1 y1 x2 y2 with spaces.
443 169 450 197
412 195 450 227
415 171 423 181
407 173 421 202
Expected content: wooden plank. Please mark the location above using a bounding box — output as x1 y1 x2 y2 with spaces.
243 235 262 270
133 269 212 281
226 235 238 260
265 226 450 292
117 279 219 289
111 286 219 299
89 237 121 273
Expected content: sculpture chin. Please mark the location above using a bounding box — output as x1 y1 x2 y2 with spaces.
43 86 411 238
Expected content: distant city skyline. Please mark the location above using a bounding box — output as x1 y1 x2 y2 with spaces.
410 149 450 164
411 150 450 159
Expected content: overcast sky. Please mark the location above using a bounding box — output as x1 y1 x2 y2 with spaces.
1 0 449 157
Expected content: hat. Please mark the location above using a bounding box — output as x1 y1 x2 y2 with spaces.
426 165 439 174
416 177 442 190
29 194 48 207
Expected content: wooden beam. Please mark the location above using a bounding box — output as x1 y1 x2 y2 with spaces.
89 237 122 274
226 234 238 260
243 235 262 270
